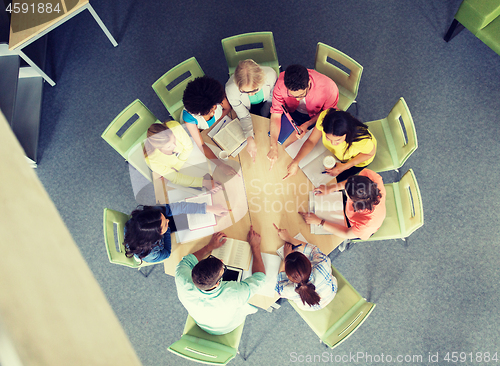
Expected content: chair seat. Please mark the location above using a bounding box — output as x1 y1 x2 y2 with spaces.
366 118 397 172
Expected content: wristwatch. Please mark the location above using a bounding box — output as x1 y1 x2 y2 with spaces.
319 219 326 227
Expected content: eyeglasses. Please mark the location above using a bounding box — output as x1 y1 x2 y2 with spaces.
287 86 309 99
240 88 260 94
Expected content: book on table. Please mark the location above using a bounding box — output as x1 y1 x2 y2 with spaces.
185 193 217 230
210 117 247 156
308 191 345 235
285 129 339 187
211 238 252 271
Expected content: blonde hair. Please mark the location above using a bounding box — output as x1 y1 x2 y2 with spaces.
143 123 172 157
234 59 265 90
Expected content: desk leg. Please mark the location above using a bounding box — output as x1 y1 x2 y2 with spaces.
17 49 56 86
86 4 118 47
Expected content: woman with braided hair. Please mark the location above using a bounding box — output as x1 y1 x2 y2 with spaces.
274 225 337 311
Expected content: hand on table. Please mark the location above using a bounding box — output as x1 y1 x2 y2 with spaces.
283 161 298 180
283 242 294 258
209 232 227 249
267 147 278 170
314 184 329 196
206 204 230 217
246 137 257 163
203 179 223 193
219 162 239 176
325 162 345 177
247 225 261 249
273 223 293 242
298 211 322 225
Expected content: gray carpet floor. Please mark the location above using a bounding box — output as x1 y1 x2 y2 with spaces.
28 0 500 365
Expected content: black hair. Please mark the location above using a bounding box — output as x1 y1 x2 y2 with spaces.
284 64 309 91
192 256 224 291
321 109 372 154
123 206 163 261
182 76 225 115
345 175 382 212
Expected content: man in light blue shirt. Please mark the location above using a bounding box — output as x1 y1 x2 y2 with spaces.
175 226 266 335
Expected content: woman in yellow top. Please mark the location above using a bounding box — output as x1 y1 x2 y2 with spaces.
284 109 376 184
144 121 218 190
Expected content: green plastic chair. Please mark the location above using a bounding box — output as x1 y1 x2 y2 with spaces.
353 169 424 243
444 0 500 56
103 208 158 276
221 32 280 76
152 57 205 122
314 42 363 112
101 99 161 182
168 315 245 365
289 264 375 349
365 97 417 173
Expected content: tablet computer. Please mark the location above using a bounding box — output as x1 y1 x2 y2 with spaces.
222 266 243 282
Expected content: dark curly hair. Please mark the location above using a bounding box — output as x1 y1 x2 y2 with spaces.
192 256 224 291
345 175 382 212
321 109 372 155
285 251 320 307
284 64 309 91
182 76 225 115
124 206 163 261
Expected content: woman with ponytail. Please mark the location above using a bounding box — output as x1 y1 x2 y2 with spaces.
274 225 337 311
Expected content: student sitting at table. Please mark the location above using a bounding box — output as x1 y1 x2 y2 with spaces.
225 59 277 161
299 169 386 241
124 203 228 263
175 227 266 335
181 76 237 176
273 225 337 311
144 121 220 191
285 109 377 184
267 64 339 169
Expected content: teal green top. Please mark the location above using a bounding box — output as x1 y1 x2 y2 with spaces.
248 89 264 104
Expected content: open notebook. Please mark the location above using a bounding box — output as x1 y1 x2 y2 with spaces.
308 191 345 234
211 238 252 271
285 129 338 187
185 193 216 230
208 116 247 156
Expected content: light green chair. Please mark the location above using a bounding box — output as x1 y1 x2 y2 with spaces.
365 97 417 173
152 57 205 122
353 169 424 243
289 264 375 349
103 208 159 277
101 99 161 182
168 315 245 365
444 0 500 56
314 42 363 112
221 32 280 75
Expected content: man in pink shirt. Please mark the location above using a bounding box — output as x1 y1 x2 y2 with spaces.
267 64 339 169
299 169 386 242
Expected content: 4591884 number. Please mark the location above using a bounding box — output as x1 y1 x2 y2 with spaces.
6 3 61 14
444 352 498 363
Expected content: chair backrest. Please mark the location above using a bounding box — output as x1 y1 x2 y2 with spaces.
101 99 160 182
314 42 363 111
394 169 424 238
168 315 244 365
289 264 375 349
103 208 137 268
221 32 280 75
101 99 158 159
152 57 204 122
386 97 418 168
355 169 423 241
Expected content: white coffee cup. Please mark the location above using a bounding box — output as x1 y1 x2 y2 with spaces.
219 150 229 161
323 156 336 169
